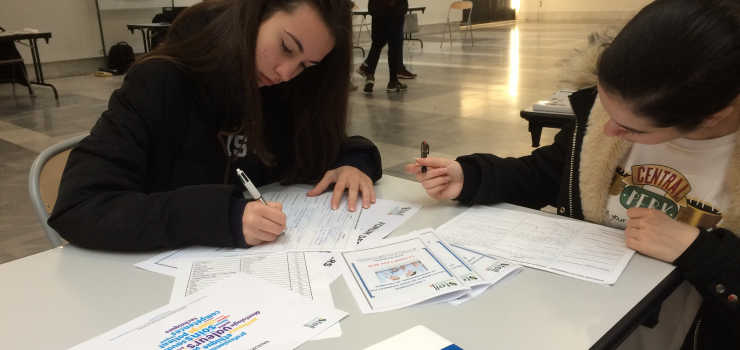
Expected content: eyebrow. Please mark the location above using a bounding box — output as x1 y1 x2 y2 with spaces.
285 30 321 65
615 121 648 134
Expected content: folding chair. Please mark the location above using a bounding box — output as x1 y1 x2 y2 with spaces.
441 1 474 48
0 26 35 98
352 5 371 57
29 134 88 248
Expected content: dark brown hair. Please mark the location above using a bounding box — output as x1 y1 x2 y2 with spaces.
598 0 740 131
136 0 353 183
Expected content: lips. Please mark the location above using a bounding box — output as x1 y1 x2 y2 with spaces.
259 73 274 87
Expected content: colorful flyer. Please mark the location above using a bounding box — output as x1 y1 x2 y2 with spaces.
67 273 347 350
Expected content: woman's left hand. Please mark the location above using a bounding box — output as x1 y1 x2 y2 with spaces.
307 166 376 212
624 207 700 263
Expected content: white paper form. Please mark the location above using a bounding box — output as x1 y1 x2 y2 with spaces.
171 252 342 339
339 230 472 314
136 191 365 277
251 191 364 252
278 186 424 246
136 246 257 277
436 205 635 285
68 273 347 350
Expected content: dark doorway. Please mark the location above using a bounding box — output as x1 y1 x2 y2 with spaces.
464 0 516 25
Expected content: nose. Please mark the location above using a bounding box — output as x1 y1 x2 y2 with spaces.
603 118 626 137
275 61 305 83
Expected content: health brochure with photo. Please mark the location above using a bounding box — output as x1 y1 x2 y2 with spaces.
67 273 347 350
340 229 505 314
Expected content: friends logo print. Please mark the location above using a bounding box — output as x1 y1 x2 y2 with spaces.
610 165 723 229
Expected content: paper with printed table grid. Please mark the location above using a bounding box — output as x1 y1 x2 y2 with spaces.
435 205 635 285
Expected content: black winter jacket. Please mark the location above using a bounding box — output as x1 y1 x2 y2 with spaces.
48 60 381 251
455 88 740 349
368 0 409 17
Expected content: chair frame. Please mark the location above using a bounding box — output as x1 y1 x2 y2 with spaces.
29 134 88 248
441 1 475 48
0 56 35 98
352 6 371 57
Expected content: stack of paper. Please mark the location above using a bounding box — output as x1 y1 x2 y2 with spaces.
68 273 347 350
339 229 520 313
532 90 575 114
170 252 343 339
135 190 422 277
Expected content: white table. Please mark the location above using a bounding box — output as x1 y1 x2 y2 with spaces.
0 176 680 349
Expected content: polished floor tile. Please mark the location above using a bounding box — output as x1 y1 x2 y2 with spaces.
0 20 623 264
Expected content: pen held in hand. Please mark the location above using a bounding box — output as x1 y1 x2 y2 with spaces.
236 168 285 236
420 141 429 173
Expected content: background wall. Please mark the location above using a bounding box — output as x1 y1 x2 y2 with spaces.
1 0 652 77
352 0 462 27
518 0 653 20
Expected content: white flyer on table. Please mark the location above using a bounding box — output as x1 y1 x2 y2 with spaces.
435 205 635 285
356 199 423 246
339 229 475 314
319 252 343 284
171 252 341 339
446 244 521 305
68 273 347 350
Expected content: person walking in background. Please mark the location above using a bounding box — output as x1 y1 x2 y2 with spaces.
362 0 408 93
356 14 417 80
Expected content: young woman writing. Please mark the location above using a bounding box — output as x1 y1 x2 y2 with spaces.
49 0 382 250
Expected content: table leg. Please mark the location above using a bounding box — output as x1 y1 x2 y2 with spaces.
140 29 149 53
27 38 58 100
528 121 543 147
404 33 424 48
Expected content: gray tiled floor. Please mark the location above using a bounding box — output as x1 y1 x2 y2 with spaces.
0 20 623 264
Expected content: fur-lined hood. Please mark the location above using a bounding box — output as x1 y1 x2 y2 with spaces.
559 34 740 235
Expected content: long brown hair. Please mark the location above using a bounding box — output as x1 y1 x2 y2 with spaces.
135 0 353 183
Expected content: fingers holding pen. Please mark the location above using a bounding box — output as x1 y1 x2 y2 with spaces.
417 167 448 182
242 201 286 246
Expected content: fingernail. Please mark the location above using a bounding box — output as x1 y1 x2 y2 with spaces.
349 208 355 212
442 168 448 174
414 157 420 161
332 206 338 210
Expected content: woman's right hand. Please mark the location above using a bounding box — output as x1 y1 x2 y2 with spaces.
242 201 287 246
404 157 464 200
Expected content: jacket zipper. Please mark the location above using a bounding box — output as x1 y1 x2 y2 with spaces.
568 117 578 218
693 319 701 350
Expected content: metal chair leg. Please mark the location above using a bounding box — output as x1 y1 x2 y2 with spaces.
440 22 448 48
470 23 474 46
19 63 35 98
449 24 453 47
11 65 16 96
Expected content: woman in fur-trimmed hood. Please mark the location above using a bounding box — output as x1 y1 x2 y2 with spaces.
405 0 740 349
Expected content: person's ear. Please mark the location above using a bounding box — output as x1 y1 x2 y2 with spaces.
701 104 735 128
